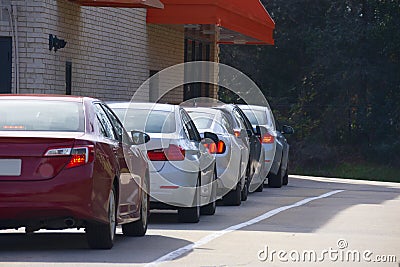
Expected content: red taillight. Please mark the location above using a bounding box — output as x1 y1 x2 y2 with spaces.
260 133 275 144
45 145 95 169
147 144 185 161
204 140 226 154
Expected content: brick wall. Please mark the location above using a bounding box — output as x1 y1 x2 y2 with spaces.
1 0 150 101
0 0 219 102
147 24 185 104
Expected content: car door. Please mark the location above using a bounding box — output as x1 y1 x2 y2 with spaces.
96 103 142 221
233 107 263 184
180 109 214 203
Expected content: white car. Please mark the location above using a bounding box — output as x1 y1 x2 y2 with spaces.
239 105 293 188
108 102 218 223
185 107 249 206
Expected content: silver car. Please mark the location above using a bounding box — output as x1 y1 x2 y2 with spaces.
108 102 218 223
185 107 249 206
239 105 294 188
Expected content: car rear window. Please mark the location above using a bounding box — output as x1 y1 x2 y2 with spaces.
242 109 271 127
0 100 84 132
113 108 176 134
189 112 226 134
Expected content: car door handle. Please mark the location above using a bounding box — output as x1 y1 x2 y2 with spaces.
112 147 119 153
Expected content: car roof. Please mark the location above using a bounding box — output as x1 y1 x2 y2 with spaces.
237 104 269 112
0 94 88 102
184 107 221 116
107 101 177 112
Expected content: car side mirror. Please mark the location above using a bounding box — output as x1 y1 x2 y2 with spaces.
203 132 219 143
282 125 294 135
131 131 150 145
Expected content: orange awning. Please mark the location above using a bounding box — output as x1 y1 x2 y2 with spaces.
147 0 275 45
69 0 164 8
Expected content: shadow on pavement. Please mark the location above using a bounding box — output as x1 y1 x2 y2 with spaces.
0 232 191 264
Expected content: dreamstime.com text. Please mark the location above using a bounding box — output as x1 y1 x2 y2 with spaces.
257 239 397 263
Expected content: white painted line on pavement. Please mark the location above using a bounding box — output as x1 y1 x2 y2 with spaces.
145 189 345 267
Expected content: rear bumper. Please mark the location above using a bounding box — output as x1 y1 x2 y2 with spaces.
0 166 111 230
149 167 198 208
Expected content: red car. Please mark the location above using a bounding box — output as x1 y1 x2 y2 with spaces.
0 95 150 249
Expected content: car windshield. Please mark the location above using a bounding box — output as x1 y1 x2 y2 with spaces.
189 112 226 133
242 109 272 127
0 100 84 132
113 108 176 133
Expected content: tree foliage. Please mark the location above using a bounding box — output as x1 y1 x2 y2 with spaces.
220 0 400 167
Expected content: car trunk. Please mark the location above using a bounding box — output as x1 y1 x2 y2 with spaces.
0 132 84 181
146 133 180 172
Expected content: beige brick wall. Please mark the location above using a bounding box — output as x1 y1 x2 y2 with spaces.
147 24 184 104
1 1 219 102
1 0 150 101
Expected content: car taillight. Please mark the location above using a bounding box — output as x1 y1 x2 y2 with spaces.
260 133 275 144
45 145 95 169
147 144 185 161
204 140 226 154
234 130 241 138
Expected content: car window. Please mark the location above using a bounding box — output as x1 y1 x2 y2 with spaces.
236 108 255 133
101 104 125 142
221 113 234 134
113 108 176 134
94 103 116 140
242 109 266 125
0 100 84 132
233 109 248 130
181 110 201 142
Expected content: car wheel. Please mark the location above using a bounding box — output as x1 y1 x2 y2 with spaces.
86 185 116 249
283 167 289 186
241 180 249 201
178 178 200 223
201 169 217 216
122 183 149 236
255 182 264 192
178 205 200 223
223 181 242 206
268 165 283 188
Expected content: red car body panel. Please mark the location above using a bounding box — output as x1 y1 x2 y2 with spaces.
0 95 148 230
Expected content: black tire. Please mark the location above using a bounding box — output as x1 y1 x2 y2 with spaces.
241 180 249 201
122 183 149 236
178 178 200 223
283 168 289 186
201 167 217 215
223 181 242 206
178 206 200 223
255 182 264 192
268 165 283 188
86 185 117 249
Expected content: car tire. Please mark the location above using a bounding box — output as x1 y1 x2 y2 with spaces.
241 180 249 201
122 183 149 237
283 167 289 186
178 205 200 223
178 179 200 223
201 169 217 216
86 185 117 249
268 165 283 188
223 181 242 206
255 182 264 192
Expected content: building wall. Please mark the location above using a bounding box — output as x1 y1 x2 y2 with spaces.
1 0 150 101
147 24 184 104
0 0 219 103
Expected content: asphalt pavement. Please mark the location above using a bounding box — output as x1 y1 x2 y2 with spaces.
1 175 399 267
